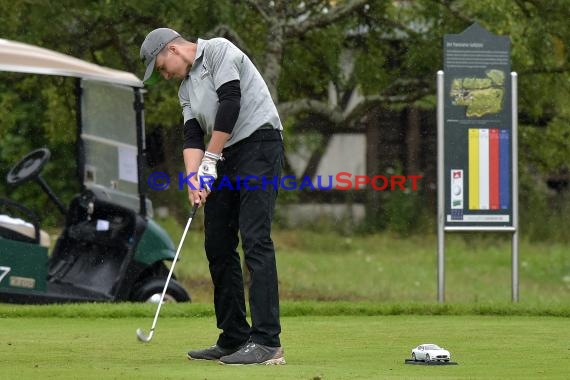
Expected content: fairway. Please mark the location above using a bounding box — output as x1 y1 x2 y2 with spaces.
1 312 568 379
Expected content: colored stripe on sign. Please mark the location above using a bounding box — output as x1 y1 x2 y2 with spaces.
479 129 489 210
499 129 510 209
468 128 510 211
489 129 500 210
468 129 479 210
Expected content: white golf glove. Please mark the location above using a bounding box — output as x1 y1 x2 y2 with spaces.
197 151 221 192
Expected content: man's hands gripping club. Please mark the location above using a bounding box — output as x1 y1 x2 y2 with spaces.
185 151 220 207
197 151 221 192
184 131 230 207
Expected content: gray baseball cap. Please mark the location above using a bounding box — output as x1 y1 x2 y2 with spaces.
140 28 181 85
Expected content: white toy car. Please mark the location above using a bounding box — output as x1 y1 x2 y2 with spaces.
411 344 451 362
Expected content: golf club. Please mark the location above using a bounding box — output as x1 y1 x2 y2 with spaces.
136 204 198 342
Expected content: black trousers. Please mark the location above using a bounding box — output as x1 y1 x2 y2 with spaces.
204 128 283 348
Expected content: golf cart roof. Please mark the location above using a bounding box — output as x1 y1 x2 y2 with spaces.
0 38 143 88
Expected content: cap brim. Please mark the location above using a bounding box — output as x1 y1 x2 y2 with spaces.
142 56 160 86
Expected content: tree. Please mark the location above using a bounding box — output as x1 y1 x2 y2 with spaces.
0 0 568 231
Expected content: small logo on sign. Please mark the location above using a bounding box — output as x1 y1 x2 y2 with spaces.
451 169 464 209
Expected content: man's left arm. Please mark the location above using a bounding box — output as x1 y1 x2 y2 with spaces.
197 80 241 191
204 79 241 155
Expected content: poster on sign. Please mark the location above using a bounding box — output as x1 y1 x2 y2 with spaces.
442 23 513 228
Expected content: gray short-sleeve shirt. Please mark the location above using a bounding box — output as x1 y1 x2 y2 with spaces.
178 38 282 147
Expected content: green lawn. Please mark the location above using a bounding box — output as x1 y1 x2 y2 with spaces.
165 225 569 305
8 222 564 379
1 309 569 379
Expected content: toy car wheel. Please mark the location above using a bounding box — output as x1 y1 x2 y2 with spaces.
425 354 430 362
412 353 417 361
131 277 191 303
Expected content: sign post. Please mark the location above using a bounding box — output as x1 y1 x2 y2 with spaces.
437 23 519 302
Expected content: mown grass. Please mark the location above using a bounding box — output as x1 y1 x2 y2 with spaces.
1 301 570 319
2 219 569 380
1 311 569 379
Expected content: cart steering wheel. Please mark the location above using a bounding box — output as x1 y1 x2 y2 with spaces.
6 148 51 185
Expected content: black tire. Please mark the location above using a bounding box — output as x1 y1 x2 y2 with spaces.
425 354 430 362
412 353 417 361
131 277 191 303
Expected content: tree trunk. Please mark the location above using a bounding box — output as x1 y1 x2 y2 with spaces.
263 23 284 102
365 111 382 228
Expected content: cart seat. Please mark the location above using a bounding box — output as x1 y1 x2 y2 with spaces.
0 214 51 247
47 194 139 297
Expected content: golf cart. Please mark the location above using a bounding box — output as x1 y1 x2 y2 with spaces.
0 39 190 304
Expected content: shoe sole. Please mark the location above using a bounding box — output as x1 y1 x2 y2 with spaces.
264 357 286 365
219 357 286 366
187 354 220 361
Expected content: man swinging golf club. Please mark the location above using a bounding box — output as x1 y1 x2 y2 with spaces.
139 28 285 365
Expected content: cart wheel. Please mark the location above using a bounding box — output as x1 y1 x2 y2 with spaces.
412 353 417 361
425 354 430 362
131 277 191 303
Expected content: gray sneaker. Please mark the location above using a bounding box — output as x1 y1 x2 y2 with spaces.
219 342 285 365
187 344 241 361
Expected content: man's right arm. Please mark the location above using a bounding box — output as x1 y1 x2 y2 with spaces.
183 119 206 206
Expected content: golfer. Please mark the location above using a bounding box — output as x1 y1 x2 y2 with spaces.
140 28 284 365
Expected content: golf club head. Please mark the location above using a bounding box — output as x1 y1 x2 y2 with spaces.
136 328 153 343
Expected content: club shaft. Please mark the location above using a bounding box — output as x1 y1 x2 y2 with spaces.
145 205 197 337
